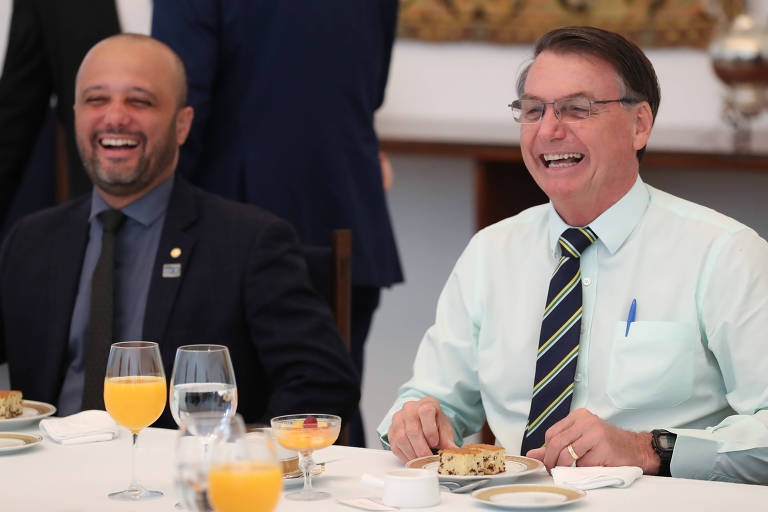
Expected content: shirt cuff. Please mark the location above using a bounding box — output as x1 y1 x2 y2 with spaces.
669 433 718 479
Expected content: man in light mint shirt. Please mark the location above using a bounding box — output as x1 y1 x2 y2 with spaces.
378 26 768 484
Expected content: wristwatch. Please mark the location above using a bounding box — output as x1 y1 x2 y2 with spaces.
651 429 677 477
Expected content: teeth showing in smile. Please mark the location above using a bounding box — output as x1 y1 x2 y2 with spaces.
543 152 584 168
100 138 138 148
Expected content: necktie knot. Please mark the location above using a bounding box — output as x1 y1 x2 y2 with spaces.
558 227 597 259
99 210 126 234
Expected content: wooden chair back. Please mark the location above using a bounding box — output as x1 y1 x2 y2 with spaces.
300 229 353 444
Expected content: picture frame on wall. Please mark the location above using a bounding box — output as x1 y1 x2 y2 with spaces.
397 0 744 48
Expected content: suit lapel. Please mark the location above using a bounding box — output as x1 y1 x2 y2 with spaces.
143 179 198 343
49 200 90 380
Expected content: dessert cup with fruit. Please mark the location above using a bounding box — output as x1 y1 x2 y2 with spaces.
270 414 341 501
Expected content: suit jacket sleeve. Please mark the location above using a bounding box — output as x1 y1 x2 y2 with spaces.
152 0 220 182
244 217 360 421
0 0 52 223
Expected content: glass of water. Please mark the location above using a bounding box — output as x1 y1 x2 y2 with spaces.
175 412 229 511
170 345 237 431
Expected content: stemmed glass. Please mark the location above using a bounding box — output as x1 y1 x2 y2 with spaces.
103 341 167 500
176 413 230 511
170 345 237 429
208 415 283 512
270 414 341 501
171 345 237 511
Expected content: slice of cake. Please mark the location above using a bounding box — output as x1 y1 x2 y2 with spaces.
438 447 483 476
0 390 22 419
464 443 506 475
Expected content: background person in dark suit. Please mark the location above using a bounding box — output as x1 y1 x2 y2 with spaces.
152 0 404 446
0 34 360 427
0 0 122 229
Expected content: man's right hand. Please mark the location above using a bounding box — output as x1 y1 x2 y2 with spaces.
387 396 458 462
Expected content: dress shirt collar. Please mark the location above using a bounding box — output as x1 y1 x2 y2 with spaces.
547 175 650 258
89 175 175 227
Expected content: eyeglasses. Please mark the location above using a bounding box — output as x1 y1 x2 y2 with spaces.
508 96 640 124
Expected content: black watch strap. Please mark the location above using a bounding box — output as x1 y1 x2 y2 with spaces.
651 429 676 477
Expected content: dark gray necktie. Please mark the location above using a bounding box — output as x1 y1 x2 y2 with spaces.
81 209 126 410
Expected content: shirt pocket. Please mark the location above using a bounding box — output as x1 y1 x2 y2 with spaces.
607 321 697 409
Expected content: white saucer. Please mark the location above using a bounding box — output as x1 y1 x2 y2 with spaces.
472 484 586 509
0 433 43 454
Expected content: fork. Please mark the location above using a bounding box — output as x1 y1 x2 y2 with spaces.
440 479 490 493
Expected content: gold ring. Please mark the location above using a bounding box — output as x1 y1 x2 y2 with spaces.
567 444 580 461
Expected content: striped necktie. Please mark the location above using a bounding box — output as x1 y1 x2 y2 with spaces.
520 227 597 455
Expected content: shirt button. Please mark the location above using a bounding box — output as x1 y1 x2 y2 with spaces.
574 373 583 382
580 324 585 333
582 277 592 286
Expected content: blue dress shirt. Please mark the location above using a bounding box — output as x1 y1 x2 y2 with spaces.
57 176 174 415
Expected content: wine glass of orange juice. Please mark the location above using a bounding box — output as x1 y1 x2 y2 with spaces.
270 414 341 501
208 415 282 512
103 341 167 500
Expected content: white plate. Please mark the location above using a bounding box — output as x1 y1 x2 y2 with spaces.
0 433 43 454
282 464 324 488
472 484 586 509
0 401 56 429
406 455 544 482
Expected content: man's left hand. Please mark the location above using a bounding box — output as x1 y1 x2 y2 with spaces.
525 408 660 474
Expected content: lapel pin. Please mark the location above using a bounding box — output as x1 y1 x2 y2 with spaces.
170 247 182 258
162 263 182 278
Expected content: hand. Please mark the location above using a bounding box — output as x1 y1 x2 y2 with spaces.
379 151 394 191
525 408 660 474
388 396 458 462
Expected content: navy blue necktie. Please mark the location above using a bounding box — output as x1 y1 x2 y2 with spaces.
520 227 597 455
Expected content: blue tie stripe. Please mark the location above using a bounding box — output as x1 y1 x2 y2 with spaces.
521 227 597 454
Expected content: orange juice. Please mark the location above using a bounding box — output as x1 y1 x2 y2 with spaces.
208 461 282 512
103 376 166 433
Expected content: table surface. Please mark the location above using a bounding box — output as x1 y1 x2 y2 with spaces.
3 422 767 512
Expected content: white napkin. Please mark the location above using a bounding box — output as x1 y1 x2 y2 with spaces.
337 498 397 511
39 410 119 445
551 466 642 490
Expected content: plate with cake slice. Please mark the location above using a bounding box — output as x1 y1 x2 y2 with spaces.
406 444 544 481
0 392 56 429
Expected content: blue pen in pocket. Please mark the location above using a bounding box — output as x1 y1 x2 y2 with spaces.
625 298 637 337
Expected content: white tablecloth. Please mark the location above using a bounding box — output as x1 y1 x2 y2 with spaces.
2 424 767 511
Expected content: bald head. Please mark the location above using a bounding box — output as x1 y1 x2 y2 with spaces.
76 33 188 109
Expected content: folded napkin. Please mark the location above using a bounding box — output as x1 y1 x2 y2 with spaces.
40 410 119 445
551 466 642 490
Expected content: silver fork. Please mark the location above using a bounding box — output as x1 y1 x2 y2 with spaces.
440 479 490 493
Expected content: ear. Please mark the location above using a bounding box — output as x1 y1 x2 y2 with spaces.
175 106 194 145
632 101 653 151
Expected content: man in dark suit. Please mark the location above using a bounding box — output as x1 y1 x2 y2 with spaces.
0 0 122 226
0 34 360 428
152 0 403 446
